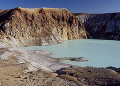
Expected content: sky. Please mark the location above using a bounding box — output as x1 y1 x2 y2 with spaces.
0 0 120 13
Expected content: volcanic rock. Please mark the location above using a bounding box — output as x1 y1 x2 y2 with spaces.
73 13 120 40
0 7 87 47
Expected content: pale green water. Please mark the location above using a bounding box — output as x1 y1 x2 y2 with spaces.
24 39 120 68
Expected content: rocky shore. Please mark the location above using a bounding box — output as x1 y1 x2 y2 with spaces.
0 47 76 86
0 47 120 86
0 47 70 72
58 57 88 62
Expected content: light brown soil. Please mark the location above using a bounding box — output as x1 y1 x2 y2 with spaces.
0 57 78 86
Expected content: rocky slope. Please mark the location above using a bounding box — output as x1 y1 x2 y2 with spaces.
0 48 79 86
0 7 87 47
56 66 120 86
73 13 120 39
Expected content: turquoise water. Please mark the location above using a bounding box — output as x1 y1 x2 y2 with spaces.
24 39 120 68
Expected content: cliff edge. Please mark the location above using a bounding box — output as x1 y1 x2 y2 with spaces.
73 13 120 39
0 7 87 47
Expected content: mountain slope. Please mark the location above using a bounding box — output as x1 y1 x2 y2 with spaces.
0 7 87 47
73 13 120 40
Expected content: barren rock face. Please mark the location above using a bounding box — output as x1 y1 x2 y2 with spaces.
74 13 120 40
0 7 87 47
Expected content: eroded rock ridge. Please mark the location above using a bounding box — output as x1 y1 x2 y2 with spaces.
0 7 87 47
74 13 120 40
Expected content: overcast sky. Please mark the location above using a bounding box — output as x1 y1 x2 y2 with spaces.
0 0 120 13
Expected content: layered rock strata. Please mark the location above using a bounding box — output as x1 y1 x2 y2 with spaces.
74 13 120 39
0 7 87 47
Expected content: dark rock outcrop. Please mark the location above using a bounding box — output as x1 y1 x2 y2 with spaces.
0 7 87 47
73 13 120 40
56 66 120 86
59 57 88 62
106 66 120 73
69 57 88 62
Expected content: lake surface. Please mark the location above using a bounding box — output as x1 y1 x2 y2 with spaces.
24 39 120 68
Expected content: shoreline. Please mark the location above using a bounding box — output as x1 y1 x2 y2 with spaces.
0 47 71 72
1 47 119 72
0 47 120 85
